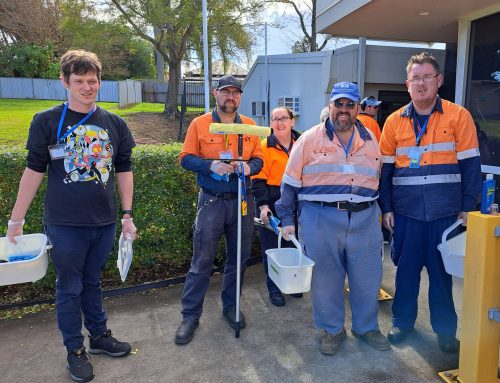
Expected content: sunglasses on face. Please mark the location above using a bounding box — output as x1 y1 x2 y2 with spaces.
333 100 357 109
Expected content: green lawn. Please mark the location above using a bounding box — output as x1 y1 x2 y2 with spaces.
0 99 166 145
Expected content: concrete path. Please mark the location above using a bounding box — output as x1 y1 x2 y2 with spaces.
0 249 463 383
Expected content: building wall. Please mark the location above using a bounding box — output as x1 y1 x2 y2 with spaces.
240 60 329 132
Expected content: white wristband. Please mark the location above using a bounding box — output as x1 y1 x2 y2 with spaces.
121 218 134 223
8 219 25 227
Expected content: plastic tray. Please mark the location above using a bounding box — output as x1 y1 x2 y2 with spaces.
437 220 465 278
266 233 315 294
0 233 49 286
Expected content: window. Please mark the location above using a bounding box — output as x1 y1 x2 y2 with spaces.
277 96 300 115
252 101 265 117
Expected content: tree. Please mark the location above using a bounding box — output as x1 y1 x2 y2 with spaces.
267 0 333 52
106 0 260 118
0 42 60 78
0 0 154 80
0 0 64 46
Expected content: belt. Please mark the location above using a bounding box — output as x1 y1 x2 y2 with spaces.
311 200 374 212
202 190 239 200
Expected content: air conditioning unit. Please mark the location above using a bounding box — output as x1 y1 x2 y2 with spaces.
277 96 300 115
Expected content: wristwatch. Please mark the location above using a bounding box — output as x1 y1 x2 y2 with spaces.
122 209 133 216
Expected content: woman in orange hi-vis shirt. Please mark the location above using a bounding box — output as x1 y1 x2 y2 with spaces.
251 107 301 307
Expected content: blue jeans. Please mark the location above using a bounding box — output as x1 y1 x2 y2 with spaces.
181 191 255 321
45 224 116 352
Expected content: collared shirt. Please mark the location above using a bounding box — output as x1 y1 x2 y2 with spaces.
276 119 381 227
379 97 481 221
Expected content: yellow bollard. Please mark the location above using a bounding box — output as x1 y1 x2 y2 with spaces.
439 211 500 383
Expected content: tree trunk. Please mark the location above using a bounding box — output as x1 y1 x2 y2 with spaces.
310 0 317 52
165 62 180 119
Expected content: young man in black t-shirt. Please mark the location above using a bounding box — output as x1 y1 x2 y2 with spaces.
7 50 137 383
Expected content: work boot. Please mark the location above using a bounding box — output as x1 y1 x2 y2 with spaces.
352 329 391 351
437 334 460 353
67 347 94 382
387 326 413 344
269 292 286 307
175 320 199 345
88 330 131 357
222 306 246 330
319 329 346 355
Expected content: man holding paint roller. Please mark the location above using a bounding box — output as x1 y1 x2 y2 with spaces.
276 82 390 355
175 75 264 345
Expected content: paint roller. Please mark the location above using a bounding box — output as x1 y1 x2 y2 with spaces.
209 123 270 137
209 122 269 338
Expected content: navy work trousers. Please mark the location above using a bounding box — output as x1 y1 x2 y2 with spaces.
46 223 116 352
181 191 255 321
391 213 457 335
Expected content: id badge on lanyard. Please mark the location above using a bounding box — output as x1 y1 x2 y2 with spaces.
408 147 421 169
409 114 430 169
49 102 95 160
48 144 66 160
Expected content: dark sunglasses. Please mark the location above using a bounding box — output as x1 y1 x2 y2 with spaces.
333 100 356 109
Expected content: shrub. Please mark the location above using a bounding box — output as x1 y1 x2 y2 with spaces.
0 144 200 298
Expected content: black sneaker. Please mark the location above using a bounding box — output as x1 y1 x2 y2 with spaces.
88 330 131 357
67 347 94 382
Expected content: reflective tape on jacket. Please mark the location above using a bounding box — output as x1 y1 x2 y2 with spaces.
392 173 461 185
395 141 456 156
282 122 381 203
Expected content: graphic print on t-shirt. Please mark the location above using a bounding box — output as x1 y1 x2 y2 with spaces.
62 124 113 186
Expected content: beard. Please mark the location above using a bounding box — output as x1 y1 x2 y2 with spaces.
332 112 356 131
220 101 239 113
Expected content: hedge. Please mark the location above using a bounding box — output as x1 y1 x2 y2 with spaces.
0 144 204 299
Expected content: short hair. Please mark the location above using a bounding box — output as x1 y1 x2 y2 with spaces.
319 106 329 123
406 52 440 75
60 50 102 83
271 106 294 120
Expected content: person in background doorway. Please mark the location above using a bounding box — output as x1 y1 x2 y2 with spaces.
357 96 382 142
6 49 136 382
319 106 330 124
251 107 302 307
276 82 390 356
379 52 481 353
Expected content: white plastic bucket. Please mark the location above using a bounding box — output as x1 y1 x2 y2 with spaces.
437 219 466 278
0 233 50 286
265 232 315 294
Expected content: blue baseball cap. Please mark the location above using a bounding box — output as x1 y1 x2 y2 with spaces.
361 96 382 107
330 82 361 102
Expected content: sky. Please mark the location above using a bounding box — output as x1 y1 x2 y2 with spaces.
183 2 445 73
246 3 444 70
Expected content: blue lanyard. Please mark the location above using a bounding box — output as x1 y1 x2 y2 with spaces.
334 129 355 160
57 102 96 142
413 114 430 147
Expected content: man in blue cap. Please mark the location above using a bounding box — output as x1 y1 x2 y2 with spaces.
358 96 382 142
276 82 389 356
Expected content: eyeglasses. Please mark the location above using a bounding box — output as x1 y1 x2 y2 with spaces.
333 100 356 109
368 105 380 109
218 90 241 98
408 74 439 85
271 116 291 123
